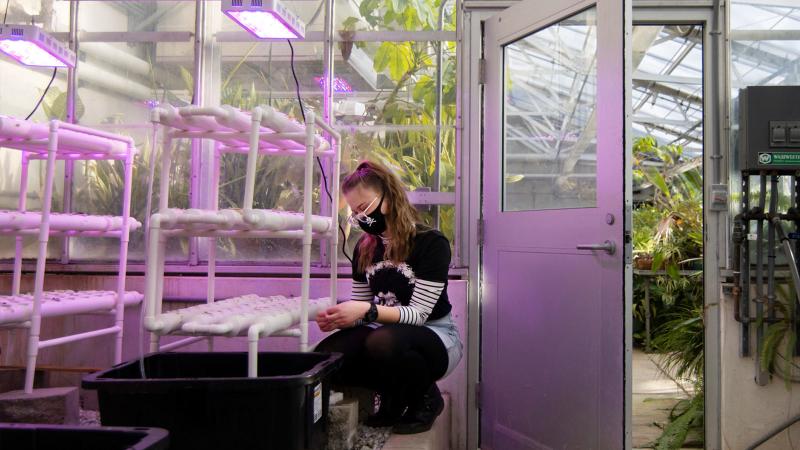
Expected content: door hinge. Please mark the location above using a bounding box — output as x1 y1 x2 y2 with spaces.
478 58 486 85
477 218 485 246
475 382 482 410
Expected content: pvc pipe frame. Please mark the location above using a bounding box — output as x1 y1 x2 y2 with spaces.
3 121 138 394
146 106 341 377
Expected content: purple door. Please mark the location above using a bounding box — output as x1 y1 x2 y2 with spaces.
481 0 626 448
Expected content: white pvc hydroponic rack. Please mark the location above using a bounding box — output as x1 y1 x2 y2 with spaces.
0 117 143 393
145 105 341 377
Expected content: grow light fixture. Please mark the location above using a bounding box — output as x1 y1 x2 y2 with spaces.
0 24 76 68
222 0 306 40
314 76 353 93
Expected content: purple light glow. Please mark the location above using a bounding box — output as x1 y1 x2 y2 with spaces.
224 11 302 39
0 39 70 67
314 76 353 93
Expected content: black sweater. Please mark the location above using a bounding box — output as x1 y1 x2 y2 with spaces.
352 225 452 323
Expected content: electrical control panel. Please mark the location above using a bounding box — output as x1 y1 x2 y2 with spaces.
739 86 800 173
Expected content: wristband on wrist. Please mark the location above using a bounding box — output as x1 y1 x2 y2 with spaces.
362 303 378 323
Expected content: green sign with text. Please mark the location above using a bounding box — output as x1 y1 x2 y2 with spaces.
758 152 800 166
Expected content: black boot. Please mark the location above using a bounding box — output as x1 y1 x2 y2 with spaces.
392 383 444 435
364 392 405 428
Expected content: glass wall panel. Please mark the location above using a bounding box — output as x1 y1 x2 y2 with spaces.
0 0 72 259
71 1 196 261
207 36 325 262
336 0 456 32
1 0 461 266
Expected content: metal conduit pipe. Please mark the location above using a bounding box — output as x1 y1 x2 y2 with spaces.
62 0 79 265
80 42 152 77
732 212 743 321
756 172 772 360
133 1 185 32
732 181 784 327
756 175 779 384
766 175 778 326
432 0 451 230
767 175 779 325
742 175 752 354
79 62 153 100
794 175 800 355
773 218 800 304
742 211 800 221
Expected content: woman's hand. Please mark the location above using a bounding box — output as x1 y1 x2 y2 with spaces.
316 311 336 332
316 301 370 331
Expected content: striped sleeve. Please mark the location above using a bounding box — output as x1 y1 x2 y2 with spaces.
396 279 445 326
351 280 373 302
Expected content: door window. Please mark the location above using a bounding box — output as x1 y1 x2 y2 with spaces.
503 7 598 211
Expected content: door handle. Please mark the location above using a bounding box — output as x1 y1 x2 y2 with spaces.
576 240 616 255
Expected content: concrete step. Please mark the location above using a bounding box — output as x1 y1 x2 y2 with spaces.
382 393 450 450
328 394 359 450
0 386 80 425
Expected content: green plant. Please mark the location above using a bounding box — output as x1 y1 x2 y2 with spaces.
40 86 84 122
653 389 704 450
633 137 702 275
648 286 704 449
652 301 704 381
340 0 457 249
650 305 705 449
632 136 703 345
757 283 799 389
633 204 662 254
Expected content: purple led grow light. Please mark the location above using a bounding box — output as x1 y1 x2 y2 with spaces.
222 0 305 40
0 25 76 68
314 76 352 93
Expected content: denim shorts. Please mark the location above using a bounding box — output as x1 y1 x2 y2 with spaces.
425 312 464 378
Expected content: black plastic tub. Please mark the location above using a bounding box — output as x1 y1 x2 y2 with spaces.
0 423 169 450
82 351 342 450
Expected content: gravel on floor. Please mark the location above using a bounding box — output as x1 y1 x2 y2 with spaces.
79 409 100 426
352 424 391 450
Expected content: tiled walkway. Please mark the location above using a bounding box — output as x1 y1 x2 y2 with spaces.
632 349 698 449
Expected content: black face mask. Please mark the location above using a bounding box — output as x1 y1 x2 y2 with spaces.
358 195 387 235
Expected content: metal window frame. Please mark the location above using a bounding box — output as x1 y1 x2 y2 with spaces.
631 5 724 450
460 7 489 450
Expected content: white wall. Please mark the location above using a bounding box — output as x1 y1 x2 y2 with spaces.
720 289 800 449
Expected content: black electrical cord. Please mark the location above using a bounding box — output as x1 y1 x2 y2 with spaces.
25 67 57 120
3 0 9 25
287 39 352 264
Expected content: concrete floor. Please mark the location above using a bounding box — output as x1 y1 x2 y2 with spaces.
632 349 698 449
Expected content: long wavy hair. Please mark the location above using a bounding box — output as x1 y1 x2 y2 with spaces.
342 160 419 273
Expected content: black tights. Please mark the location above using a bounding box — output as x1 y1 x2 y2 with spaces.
315 324 448 408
